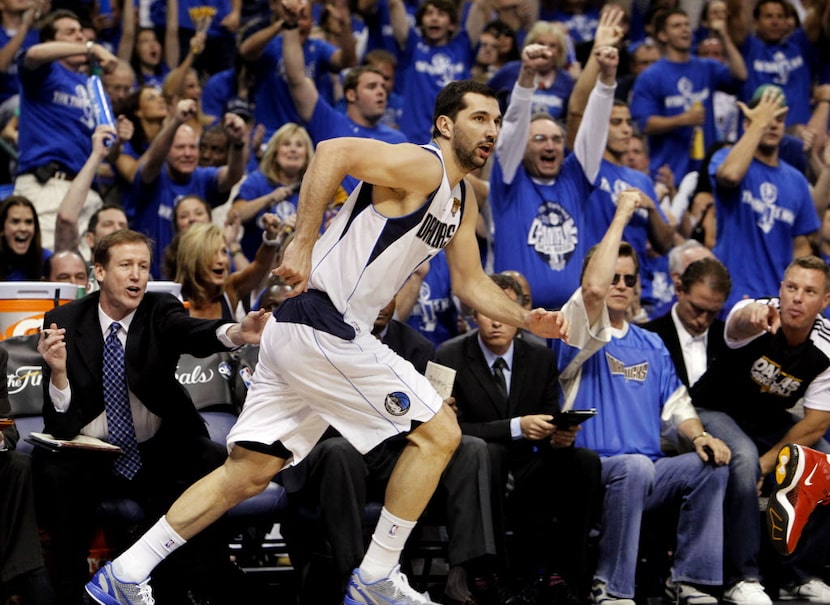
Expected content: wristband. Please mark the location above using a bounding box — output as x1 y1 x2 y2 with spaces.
692 431 709 443
231 141 245 150
282 21 299 30
229 245 243 255
86 40 95 59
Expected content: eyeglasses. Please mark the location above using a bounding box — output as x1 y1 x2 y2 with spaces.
531 134 564 145
611 273 637 288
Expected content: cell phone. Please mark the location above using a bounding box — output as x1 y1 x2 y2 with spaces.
551 409 597 428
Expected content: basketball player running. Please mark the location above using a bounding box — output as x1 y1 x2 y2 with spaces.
86 46 571 605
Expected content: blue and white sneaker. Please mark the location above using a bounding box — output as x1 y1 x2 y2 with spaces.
85 562 155 605
345 565 437 604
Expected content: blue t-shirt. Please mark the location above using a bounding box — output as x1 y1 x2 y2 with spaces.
137 69 168 89
640 252 673 319
252 36 338 138
17 56 95 175
489 153 593 310
709 148 819 311
233 169 299 259
404 249 458 347
630 57 738 180
397 29 474 144
547 8 600 44
4 248 52 281
125 166 221 278
201 68 235 122
306 97 408 193
552 323 682 459
739 29 821 126
0 27 38 104
487 61 573 120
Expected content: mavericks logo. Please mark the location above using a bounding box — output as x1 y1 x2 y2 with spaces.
528 201 578 270
384 391 411 416
605 352 648 381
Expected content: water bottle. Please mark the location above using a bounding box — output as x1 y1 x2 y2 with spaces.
87 74 116 146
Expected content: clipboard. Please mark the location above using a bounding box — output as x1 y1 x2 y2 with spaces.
26 432 123 454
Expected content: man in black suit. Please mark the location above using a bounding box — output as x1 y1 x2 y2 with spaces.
1 347 53 605
436 274 602 603
643 257 730 389
34 230 266 605
644 257 778 605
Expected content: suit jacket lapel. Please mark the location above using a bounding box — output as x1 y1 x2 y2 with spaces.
662 317 689 387
75 295 104 382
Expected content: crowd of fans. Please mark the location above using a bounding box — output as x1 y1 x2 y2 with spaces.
1 0 830 602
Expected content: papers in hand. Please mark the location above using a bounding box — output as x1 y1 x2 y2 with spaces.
426 361 456 400
27 432 123 454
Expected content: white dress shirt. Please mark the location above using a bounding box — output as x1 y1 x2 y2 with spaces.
670 304 709 387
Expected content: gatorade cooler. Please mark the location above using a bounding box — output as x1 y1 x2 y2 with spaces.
145 281 183 300
0 282 80 340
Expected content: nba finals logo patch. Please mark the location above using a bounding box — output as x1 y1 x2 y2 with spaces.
385 392 411 416
451 197 461 216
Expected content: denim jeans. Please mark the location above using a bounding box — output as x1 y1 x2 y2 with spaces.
596 453 728 597
697 408 830 586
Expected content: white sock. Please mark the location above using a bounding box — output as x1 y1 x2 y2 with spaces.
359 507 416 582
111 516 186 583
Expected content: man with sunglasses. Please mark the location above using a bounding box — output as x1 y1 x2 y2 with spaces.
551 190 731 605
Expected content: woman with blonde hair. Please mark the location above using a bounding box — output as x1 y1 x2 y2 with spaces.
230 123 312 259
487 20 575 119
173 218 281 320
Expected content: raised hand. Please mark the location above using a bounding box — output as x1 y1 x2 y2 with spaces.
593 4 626 49
737 86 788 129
525 308 570 341
594 45 619 84
175 99 198 122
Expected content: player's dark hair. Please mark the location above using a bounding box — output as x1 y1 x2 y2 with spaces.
432 80 498 139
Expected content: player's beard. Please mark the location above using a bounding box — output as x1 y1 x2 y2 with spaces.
452 128 486 171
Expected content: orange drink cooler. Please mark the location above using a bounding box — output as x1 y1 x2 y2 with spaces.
0 282 80 340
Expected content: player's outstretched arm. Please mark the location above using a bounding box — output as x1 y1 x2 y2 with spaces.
275 138 443 296
444 182 569 341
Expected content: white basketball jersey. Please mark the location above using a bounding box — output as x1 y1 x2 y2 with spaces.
308 144 465 336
